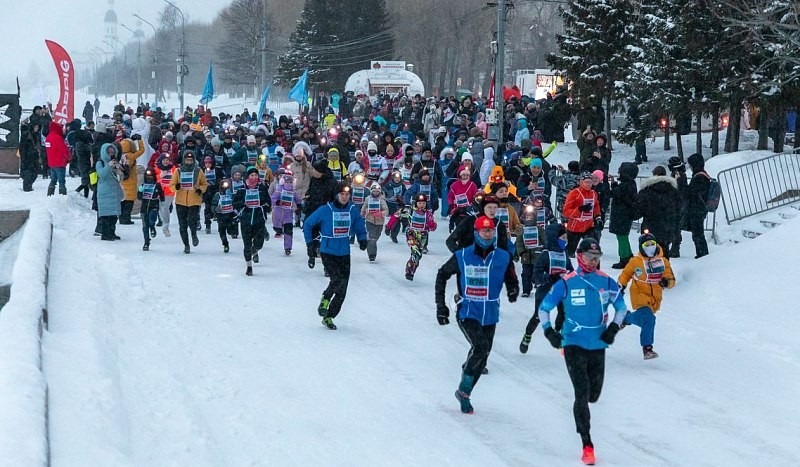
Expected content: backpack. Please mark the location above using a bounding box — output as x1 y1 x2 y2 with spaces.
698 172 721 212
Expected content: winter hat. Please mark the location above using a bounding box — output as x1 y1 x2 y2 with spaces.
461 153 473 163
210 136 221 146
336 181 351 194
591 169 604 180
580 171 594 181
474 216 495 230
355 149 364 158
418 169 430 179
246 166 259 177
577 237 602 254
490 182 507 195
370 182 382 192
165 130 173 139
313 160 328 173
481 194 500 208
639 231 658 257
327 147 339 156
367 141 378 152
157 154 172 167
458 165 471 176
668 156 685 172
246 135 257 145
652 166 667 176
687 153 705 169
530 158 543 168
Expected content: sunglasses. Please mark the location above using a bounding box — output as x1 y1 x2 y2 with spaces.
581 251 602 260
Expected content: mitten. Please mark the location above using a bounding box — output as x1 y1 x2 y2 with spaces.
195 188 203 195
358 239 368 251
600 322 621 345
578 204 593 213
544 327 562 349
436 304 450 325
594 217 604 231
659 277 670 287
306 242 316 258
507 285 519 303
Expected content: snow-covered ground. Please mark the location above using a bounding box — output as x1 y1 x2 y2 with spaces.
0 134 799 466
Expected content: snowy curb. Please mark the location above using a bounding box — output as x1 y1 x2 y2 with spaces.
0 206 52 466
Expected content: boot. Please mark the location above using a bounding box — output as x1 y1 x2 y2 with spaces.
519 334 532 354
455 373 475 414
223 243 230 253
47 185 55 196
183 245 191 254
74 184 84 193
322 316 337 330
58 185 67 195
246 266 253 276
83 186 89 198
611 256 631 269
318 296 331 317
142 243 149 251
191 231 199 247
643 345 659 360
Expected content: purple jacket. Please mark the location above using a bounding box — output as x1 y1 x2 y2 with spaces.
270 183 303 227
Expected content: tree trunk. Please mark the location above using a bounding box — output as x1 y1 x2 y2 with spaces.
773 104 786 153
605 99 613 150
664 114 671 150
795 110 800 149
724 93 741 153
438 48 449 97
710 107 719 157
757 103 769 150
696 110 703 155
676 126 684 160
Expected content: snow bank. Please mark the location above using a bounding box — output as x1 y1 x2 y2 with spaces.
0 206 53 467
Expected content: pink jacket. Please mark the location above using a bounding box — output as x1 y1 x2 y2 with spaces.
447 179 478 213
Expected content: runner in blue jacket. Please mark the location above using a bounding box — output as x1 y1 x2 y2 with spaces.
303 182 368 330
537 237 627 465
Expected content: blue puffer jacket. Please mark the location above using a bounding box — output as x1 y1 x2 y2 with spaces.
303 201 367 256
539 268 627 350
96 143 124 217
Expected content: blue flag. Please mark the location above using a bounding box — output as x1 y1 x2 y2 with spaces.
257 82 272 122
288 69 308 106
200 63 214 105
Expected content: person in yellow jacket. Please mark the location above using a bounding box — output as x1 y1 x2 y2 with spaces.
170 150 208 254
119 137 145 224
483 165 518 199
617 231 675 359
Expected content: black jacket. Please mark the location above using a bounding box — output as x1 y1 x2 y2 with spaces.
19 125 40 171
446 213 513 255
635 175 680 243
533 223 574 288
608 162 639 235
302 168 338 216
687 170 711 218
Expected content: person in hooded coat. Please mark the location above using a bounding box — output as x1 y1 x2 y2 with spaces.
170 150 208 253
19 123 41 192
635 166 680 258
45 121 71 196
684 153 710 259
95 143 125 240
303 159 339 268
608 162 640 268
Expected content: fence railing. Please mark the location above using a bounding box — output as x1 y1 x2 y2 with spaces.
717 152 800 224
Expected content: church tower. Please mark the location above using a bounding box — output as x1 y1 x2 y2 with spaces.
104 0 118 41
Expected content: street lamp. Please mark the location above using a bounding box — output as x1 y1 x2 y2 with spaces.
120 23 142 106
97 44 119 100
162 0 186 114
134 14 159 108
105 38 128 104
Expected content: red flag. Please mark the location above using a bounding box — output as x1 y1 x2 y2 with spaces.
487 71 496 109
45 40 74 126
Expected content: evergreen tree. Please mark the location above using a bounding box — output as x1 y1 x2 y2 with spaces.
278 0 394 91
548 0 637 140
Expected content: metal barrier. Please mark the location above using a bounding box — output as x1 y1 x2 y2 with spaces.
717 152 800 224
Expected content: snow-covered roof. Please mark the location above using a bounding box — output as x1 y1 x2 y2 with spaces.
344 69 424 97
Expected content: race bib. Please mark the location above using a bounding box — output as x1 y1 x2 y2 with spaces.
205 168 216 185
258 169 267 183
392 186 403 198
532 177 545 194
368 157 382 177
245 188 260 208
400 168 412 187
141 183 156 200
268 150 280 168
246 150 258 165
419 184 431 196
367 198 381 214
215 154 224 166
352 186 366 204
332 169 342 181
496 207 509 228
159 172 172 189
536 208 547 227
219 194 234 213
580 198 594 221
232 180 244 192
179 170 193 189
464 265 490 301
332 211 351 238
644 257 666 283
455 192 469 207
549 251 567 275
522 225 540 249
280 190 294 208
409 211 427 231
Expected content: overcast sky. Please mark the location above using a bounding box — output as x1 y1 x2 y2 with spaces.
2 0 227 94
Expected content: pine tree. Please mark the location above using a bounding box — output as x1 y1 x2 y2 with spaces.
548 0 637 140
278 0 394 91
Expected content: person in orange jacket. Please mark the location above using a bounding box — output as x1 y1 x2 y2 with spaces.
119 137 145 224
561 172 601 257
154 154 176 237
170 150 208 253
617 231 675 359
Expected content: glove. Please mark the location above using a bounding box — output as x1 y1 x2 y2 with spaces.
436 304 450 325
131 134 141 141
618 284 626 296
659 277 670 287
306 242 316 258
195 188 203 195
600 322 621 345
544 327 563 349
358 239 368 251
384 227 391 236
594 217 604 231
507 285 519 303
578 204 593 213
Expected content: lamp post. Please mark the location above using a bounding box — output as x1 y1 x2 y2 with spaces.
120 23 142 106
162 0 186 114
106 38 128 104
98 44 119 100
134 14 159 108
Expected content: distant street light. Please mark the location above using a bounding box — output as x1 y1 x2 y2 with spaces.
134 14 159 108
120 23 142 106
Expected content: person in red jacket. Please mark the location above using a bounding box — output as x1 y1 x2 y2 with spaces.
153 131 179 166
45 121 71 196
561 172 602 257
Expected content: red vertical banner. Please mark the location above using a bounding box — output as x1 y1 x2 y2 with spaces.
487 71 496 109
44 40 74 126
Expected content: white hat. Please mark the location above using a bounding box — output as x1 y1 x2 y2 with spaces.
246 135 256 144
461 153 473 162
367 141 378 152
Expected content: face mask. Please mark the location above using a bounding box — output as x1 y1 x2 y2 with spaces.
557 238 567 250
643 244 658 257
473 231 495 249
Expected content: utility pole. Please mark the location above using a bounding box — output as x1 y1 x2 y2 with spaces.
495 0 506 146
120 24 142 106
134 15 159 108
260 0 268 118
163 0 186 114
